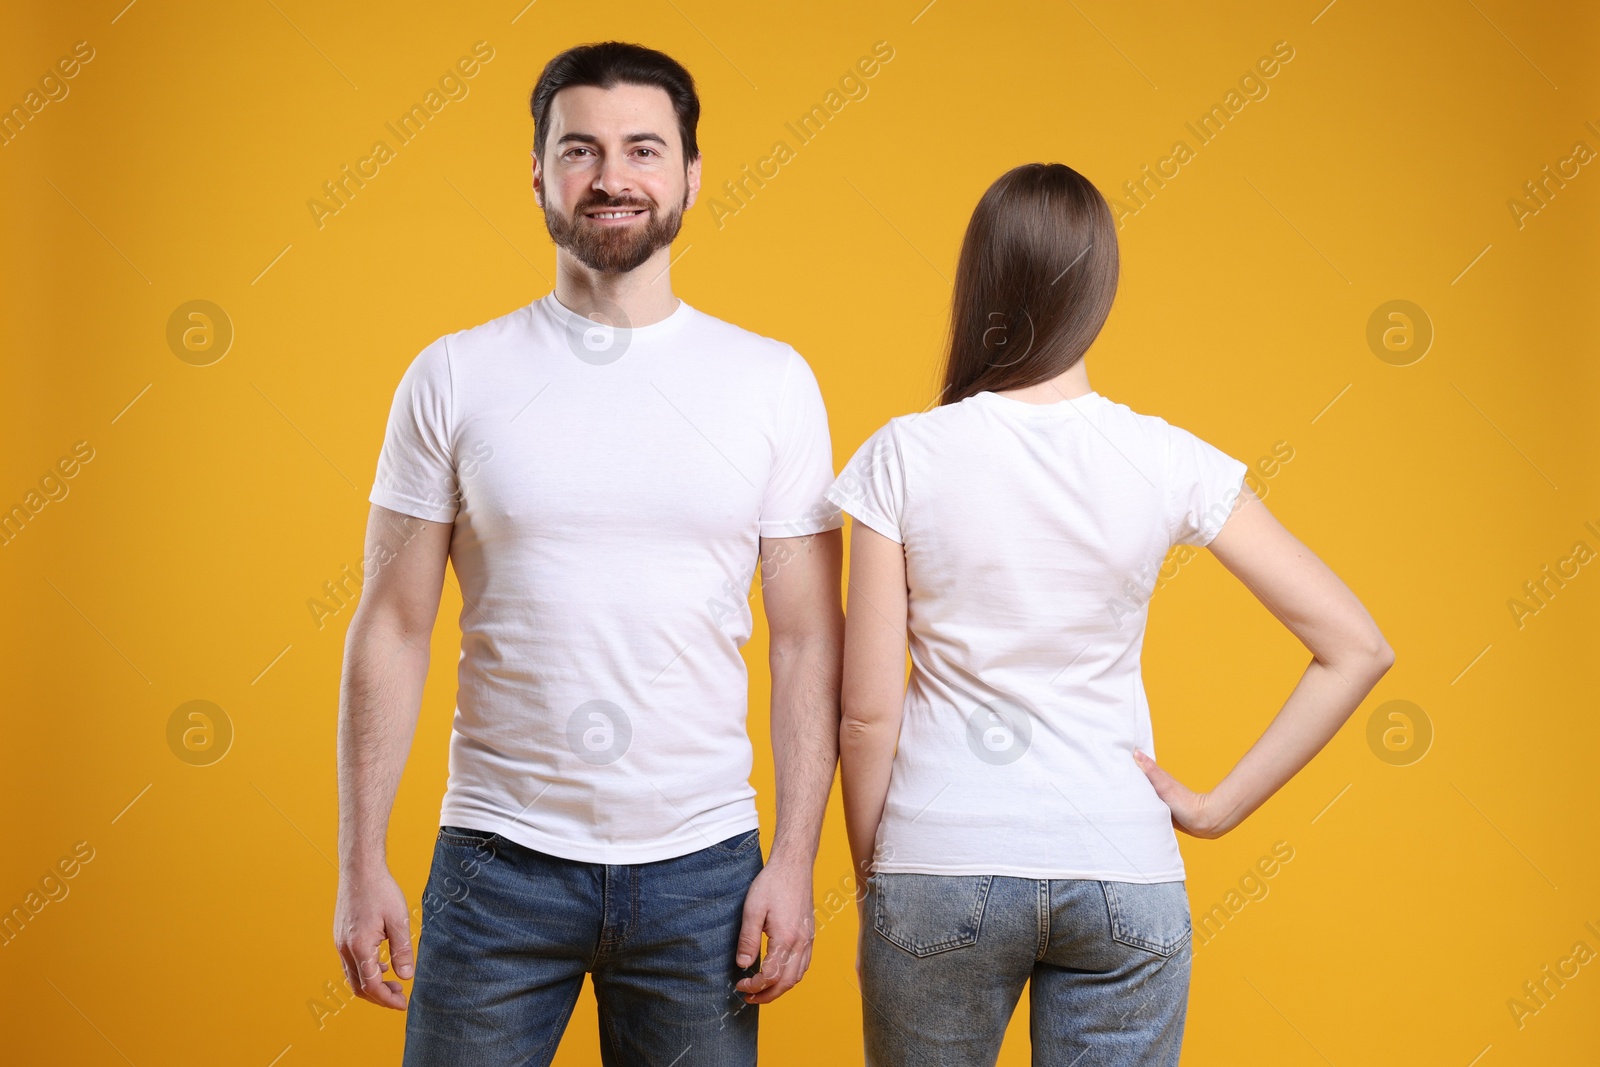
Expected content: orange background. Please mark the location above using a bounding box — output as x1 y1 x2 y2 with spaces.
2 1 1597 1064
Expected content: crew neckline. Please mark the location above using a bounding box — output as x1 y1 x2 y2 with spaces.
971 388 1108 417
538 291 694 341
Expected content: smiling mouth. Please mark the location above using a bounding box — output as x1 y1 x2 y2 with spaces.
584 207 648 220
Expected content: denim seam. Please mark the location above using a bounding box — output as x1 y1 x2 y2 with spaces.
1035 880 1050 961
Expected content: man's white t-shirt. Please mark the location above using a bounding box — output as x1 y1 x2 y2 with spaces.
825 388 1247 882
369 293 842 864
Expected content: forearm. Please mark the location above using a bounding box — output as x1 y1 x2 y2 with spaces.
839 711 899 880
1210 644 1394 833
766 633 841 869
337 621 430 873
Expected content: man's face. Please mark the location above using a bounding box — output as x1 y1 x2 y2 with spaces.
534 82 701 274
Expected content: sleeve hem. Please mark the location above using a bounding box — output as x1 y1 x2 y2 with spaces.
1191 460 1248 547
758 510 844 539
834 502 903 545
369 486 458 524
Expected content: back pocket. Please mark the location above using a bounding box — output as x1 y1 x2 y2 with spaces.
1101 880 1191 957
873 873 993 958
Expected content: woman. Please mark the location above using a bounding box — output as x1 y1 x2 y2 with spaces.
824 162 1394 1066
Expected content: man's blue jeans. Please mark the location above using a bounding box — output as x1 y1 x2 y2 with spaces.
401 824 765 1067
859 873 1192 1066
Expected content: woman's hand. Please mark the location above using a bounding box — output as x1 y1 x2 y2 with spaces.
1133 749 1233 840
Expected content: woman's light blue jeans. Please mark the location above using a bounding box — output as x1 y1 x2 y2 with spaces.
859 873 1192 1066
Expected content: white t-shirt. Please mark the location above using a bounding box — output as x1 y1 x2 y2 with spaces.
369 292 842 864
825 388 1247 882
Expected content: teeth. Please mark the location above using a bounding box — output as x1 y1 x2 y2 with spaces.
590 210 642 218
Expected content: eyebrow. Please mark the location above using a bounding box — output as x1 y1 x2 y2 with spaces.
555 132 670 149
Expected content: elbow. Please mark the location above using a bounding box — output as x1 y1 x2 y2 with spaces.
1360 628 1396 678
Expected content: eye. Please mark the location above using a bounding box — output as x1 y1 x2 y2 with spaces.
635 147 658 158
566 147 592 159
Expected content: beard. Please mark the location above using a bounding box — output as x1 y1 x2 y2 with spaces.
542 187 687 274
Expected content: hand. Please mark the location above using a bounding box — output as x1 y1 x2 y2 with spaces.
333 863 415 1010
733 857 815 1004
1132 749 1231 840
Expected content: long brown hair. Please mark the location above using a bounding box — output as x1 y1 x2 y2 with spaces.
938 163 1119 406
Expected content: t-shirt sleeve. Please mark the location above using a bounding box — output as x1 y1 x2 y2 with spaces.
368 335 461 523
758 347 844 538
1163 421 1248 548
824 420 905 545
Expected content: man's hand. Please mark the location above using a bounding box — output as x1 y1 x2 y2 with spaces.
333 864 415 1010
733 857 816 1004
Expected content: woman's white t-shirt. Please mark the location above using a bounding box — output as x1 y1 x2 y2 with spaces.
824 388 1247 882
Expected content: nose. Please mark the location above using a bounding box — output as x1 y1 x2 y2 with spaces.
592 153 634 201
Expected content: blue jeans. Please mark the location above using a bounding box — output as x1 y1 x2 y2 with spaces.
402 824 765 1067
859 874 1191 1066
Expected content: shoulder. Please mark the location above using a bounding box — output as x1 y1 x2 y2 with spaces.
431 301 537 359
683 304 808 380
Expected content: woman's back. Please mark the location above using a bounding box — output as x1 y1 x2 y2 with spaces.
826 387 1246 882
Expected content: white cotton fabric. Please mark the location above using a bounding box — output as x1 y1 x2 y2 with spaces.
826 388 1248 882
370 293 842 864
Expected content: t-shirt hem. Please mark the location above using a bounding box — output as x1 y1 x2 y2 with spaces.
439 806 761 865
369 486 458 524
872 861 1186 882
758 512 845 539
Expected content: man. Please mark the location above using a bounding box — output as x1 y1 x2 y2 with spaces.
332 41 845 1066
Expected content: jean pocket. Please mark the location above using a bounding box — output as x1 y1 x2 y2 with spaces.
1101 880 1191 957
711 828 762 855
438 825 498 849
873 873 993 958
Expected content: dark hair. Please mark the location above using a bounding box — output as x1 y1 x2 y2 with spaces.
529 42 700 165
938 163 1119 406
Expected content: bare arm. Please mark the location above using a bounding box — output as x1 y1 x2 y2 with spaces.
1134 484 1395 837
733 527 843 1004
333 503 452 1009
836 521 909 887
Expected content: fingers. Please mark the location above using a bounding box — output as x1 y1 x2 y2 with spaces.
385 913 416 982
337 922 408 1010
734 900 765 971
737 927 813 1004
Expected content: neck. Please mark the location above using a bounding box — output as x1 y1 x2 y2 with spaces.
993 360 1094 404
553 245 680 327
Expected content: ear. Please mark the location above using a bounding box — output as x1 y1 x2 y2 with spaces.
531 149 544 208
684 153 702 212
